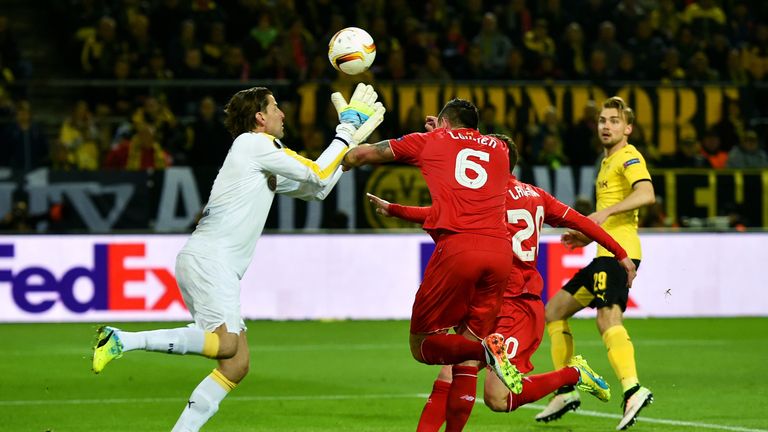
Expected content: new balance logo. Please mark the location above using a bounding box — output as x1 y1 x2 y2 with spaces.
460 395 476 402
187 400 195 408
167 343 174 353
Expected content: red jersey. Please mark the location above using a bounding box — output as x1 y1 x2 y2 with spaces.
389 176 628 298
389 128 510 239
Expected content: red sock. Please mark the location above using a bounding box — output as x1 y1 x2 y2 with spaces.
416 380 451 432
420 334 485 364
445 365 478 432
507 367 579 411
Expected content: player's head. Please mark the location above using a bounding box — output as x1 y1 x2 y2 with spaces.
224 87 285 139
488 133 518 171
437 98 479 130
598 96 634 148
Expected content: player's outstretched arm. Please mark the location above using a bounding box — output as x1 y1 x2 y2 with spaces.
367 193 429 223
343 140 395 168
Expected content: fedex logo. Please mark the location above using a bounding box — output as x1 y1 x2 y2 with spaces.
0 243 185 313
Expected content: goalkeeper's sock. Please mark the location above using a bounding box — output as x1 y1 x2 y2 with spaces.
507 368 580 411
602 325 639 392
118 328 219 358
445 365 478 432
416 379 450 432
420 334 485 364
172 369 236 432
547 320 574 370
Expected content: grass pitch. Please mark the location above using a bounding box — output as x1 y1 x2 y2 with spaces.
1 318 766 431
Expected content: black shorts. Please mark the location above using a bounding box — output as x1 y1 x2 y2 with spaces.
561 257 641 311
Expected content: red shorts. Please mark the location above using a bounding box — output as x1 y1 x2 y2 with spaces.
410 232 513 337
494 293 544 374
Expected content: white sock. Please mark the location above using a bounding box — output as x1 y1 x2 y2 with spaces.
118 328 205 354
171 373 233 432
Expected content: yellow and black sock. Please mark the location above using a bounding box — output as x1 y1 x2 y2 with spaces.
602 325 639 392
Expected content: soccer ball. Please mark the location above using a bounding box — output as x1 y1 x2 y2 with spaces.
328 27 376 75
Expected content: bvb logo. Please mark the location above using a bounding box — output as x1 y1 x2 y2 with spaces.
364 166 432 228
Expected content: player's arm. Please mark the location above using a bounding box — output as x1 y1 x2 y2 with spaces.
342 140 395 168
259 138 348 189
275 167 343 201
591 180 655 225
367 193 429 223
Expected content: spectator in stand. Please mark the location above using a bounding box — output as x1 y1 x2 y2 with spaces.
167 19 200 72
577 0 612 43
80 16 122 78
723 48 749 85
132 95 183 159
243 12 278 64
687 51 719 83
591 21 623 75
125 13 155 71
674 25 699 67
184 96 229 169
474 12 513 78
0 100 49 171
104 123 171 170
566 100 601 167
369 16 402 77
656 47 686 83
612 0 646 43
728 2 753 46
417 51 452 81
56 100 100 171
660 136 711 168
536 133 569 170
201 21 230 72
714 98 745 152
706 33 730 78
700 129 728 169
378 46 409 80
559 22 587 79
138 48 174 80
626 16 666 78
727 130 768 168
682 0 726 42
478 103 510 136
650 0 682 43
744 23 768 82
498 0 532 46
523 18 556 69
504 47 528 80
614 50 640 80
439 18 468 77
587 49 611 82
285 18 315 81
218 46 250 80
532 106 566 160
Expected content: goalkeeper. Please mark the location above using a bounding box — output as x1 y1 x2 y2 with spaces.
91 84 385 432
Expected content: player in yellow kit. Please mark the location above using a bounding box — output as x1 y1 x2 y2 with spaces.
535 97 656 431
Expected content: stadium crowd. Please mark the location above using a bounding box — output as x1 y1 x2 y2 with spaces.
1 0 768 174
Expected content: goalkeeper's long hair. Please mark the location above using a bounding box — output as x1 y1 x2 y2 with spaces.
224 87 273 138
437 98 479 130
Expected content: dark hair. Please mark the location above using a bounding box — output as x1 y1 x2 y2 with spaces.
224 87 273 138
488 133 518 170
437 98 479 129
601 96 635 125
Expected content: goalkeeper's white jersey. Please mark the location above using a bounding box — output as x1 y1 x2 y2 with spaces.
181 131 345 278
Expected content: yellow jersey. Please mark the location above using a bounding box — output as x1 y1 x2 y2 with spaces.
595 144 651 260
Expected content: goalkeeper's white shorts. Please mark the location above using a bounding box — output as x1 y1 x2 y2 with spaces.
175 252 246 335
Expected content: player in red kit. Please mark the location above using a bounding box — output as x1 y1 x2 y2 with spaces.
368 132 636 431
343 99 523 411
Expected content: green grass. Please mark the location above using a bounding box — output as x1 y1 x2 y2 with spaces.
1 318 767 431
